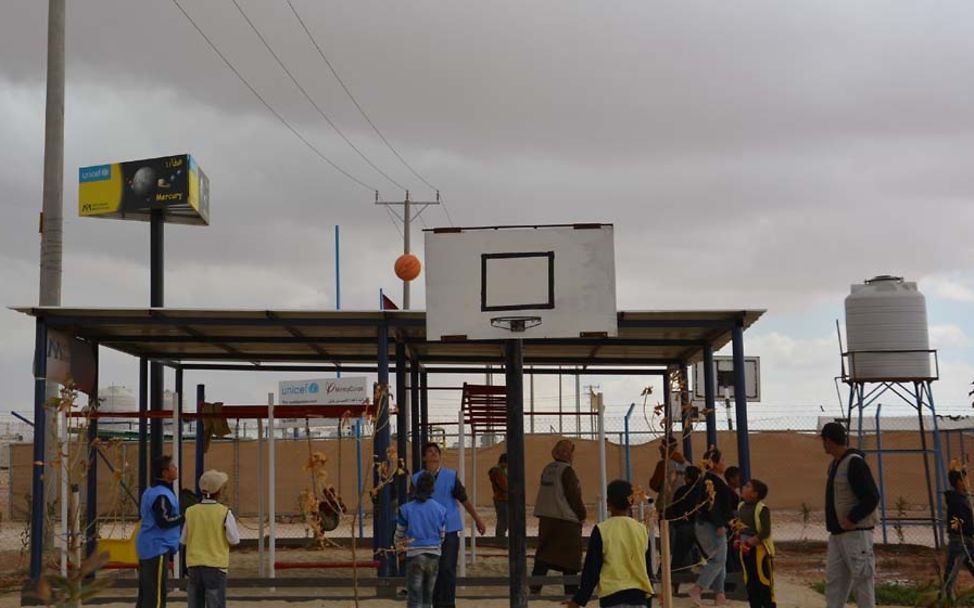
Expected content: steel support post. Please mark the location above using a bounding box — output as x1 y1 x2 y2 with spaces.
149 209 165 462
395 343 408 512
731 322 751 481
420 372 429 449
375 322 393 577
195 385 205 496
504 340 527 608
138 358 148 497
85 344 99 560
704 344 717 450
679 365 693 461
410 361 421 473
29 318 48 581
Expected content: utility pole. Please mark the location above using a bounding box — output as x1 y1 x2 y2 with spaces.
585 384 601 439
375 191 439 310
38 0 66 548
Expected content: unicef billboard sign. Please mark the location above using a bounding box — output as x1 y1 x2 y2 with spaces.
278 377 369 406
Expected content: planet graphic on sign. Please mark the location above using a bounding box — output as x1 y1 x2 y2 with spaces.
131 166 156 197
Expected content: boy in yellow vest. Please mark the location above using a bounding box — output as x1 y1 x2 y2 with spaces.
565 479 654 608
181 470 240 608
736 479 775 608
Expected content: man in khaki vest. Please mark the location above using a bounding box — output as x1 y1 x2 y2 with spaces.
181 470 240 608
821 422 880 608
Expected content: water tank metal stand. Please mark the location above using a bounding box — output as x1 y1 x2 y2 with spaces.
845 379 946 549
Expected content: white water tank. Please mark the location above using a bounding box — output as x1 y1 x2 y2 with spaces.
99 386 136 412
844 275 932 381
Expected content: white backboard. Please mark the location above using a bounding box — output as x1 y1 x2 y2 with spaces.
691 356 761 402
424 224 618 340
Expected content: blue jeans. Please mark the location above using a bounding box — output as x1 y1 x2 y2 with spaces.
187 566 226 608
694 521 727 594
433 531 460 608
407 553 440 608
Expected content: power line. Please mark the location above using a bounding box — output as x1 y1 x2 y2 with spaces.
230 0 408 194
171 0 377 194
285 0 456 225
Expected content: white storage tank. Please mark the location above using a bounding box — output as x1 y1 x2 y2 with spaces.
99 386 136 412
845 275 931 381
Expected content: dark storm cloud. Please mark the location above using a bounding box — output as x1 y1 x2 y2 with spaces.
3 1 974 411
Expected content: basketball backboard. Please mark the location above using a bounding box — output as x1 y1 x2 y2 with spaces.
424 224 617 341
691 356 761 402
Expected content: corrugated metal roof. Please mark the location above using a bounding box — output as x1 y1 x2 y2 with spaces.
12 307 763 368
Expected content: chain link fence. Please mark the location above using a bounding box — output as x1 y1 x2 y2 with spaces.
1 410 963 550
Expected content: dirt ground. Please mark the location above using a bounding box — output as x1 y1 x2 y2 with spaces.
0 540 968 607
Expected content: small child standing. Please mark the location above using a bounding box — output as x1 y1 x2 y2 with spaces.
566 479 654 608
395 472 447 608
736 479 776 608
181 470 240 608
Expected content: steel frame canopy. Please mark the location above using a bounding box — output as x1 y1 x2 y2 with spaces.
14 307 761 368
16 305 763 591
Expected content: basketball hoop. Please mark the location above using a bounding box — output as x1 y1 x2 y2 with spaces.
490 315 542 333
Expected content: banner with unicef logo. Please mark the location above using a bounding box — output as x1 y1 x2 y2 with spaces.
278 377 369 406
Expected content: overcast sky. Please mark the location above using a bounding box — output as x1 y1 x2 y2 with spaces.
2 0 974 428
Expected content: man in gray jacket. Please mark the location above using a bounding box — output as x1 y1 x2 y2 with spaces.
821 422 880 608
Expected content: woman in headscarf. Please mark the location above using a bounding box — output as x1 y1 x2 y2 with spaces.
530 439 587 597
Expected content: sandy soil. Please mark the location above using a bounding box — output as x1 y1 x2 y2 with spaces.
0 541 964 608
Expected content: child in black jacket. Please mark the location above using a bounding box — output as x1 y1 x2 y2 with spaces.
945 469 974 600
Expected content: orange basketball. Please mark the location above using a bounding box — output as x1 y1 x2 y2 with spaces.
394 253 422 282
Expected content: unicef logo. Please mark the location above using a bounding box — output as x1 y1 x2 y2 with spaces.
308 382 320 394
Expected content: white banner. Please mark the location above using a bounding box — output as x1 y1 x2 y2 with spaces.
278 377 369 406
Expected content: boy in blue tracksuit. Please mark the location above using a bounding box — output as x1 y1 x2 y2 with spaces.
396 472 448 608
136 455 184 608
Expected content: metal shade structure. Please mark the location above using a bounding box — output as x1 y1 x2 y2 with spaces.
16 305 763 601
14 307 761 367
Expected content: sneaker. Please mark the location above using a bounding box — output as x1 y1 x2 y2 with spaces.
688 586 703 607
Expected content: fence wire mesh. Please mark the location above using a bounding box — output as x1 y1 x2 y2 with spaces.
1 410 963 550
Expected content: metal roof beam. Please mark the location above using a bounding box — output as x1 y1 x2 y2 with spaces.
174 363 668 375
151 352 680 366
31 314 424 328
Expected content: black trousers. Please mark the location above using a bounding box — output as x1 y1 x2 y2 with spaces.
529 558 579 596
433 531 460 608
137 554 169 608
494 500 509 539
742 547 776 608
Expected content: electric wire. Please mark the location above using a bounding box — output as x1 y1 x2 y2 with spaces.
285 0 456 225
230 0 408 194
170 0 378 194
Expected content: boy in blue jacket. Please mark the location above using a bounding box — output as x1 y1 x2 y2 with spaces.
395 472 448 608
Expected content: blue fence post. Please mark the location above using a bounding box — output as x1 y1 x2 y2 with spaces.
355 419 364 539
874 403 888 544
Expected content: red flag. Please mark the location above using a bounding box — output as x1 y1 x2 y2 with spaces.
381 294 399 310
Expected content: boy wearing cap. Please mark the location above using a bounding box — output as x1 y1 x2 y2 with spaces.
181 470 240 608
